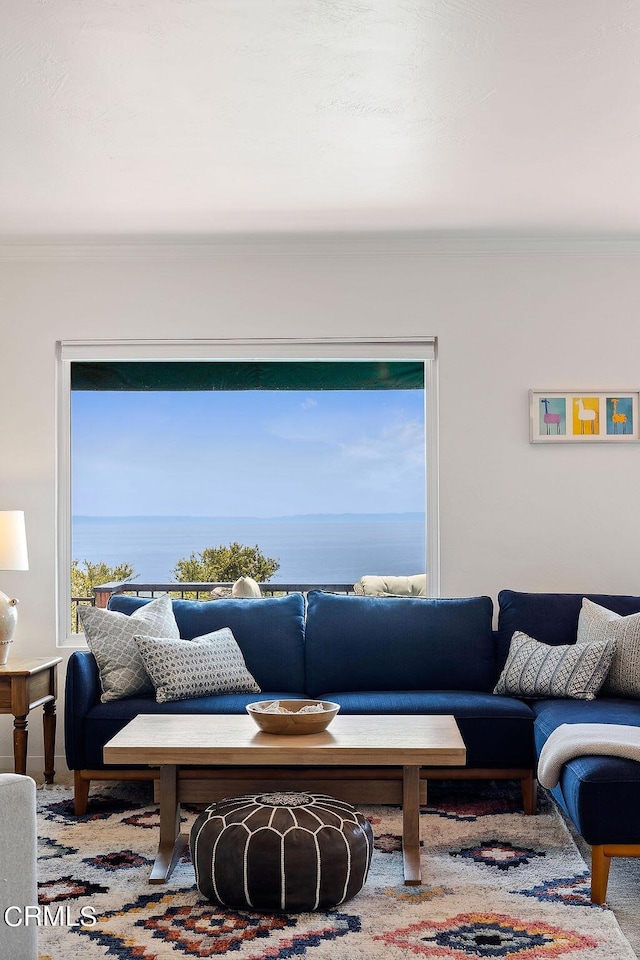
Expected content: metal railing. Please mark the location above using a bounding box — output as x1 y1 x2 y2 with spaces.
71 595 96 633
91 580 356 607
68 581 356 632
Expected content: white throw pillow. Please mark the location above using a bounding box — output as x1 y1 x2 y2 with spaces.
577 598 640 698
493 630 615 700
79 594 180 702
134 628 261 703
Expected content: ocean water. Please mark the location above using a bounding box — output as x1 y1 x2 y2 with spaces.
72 515 426 584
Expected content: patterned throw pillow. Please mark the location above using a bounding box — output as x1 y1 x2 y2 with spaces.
577 598 640 698
79 593 180 702
493 630 615 700
134 628 261 703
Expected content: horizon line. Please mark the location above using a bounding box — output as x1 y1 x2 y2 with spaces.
73 511 425 521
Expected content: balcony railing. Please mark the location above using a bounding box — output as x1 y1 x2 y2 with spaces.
70 580 357 633
71 595 96 633
91 580 356 606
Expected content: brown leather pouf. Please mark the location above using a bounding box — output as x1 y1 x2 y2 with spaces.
190 791 374 912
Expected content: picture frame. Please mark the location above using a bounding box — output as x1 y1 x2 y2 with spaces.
530 390 640 443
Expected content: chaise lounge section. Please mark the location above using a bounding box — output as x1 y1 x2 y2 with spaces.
497 590 640 903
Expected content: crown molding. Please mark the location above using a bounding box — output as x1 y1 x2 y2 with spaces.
2 234 640 261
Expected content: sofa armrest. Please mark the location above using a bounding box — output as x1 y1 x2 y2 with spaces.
64 650 101 770
0 774 37 960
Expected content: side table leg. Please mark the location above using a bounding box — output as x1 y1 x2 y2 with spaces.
43 701 56 784
402 764 422 885
150 765 187 884
13 715 28 777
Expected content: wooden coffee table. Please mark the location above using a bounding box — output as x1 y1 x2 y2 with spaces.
104 713 465 886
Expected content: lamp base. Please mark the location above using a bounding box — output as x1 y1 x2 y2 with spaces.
0 591 18 647
0 640 11 665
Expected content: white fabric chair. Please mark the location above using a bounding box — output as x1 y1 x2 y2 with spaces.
0 774 38 960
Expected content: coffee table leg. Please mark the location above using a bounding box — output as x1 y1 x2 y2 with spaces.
402 765 422 885
150 765 187 884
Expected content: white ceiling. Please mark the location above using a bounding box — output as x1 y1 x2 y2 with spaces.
2 0 640 239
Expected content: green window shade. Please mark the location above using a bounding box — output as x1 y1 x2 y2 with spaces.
70 360 425 392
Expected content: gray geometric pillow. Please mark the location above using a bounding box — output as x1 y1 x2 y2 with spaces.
577 598 640 698
134 628 261 704
493 630 615 700
79 594 179 702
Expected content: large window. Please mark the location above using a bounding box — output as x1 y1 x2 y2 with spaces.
57 338 438 643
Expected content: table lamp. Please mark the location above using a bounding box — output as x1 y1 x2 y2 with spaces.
0 510 29 664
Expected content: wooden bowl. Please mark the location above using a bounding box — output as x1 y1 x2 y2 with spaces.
246 699 340 735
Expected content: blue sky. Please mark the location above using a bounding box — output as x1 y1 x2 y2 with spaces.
72 390 426 517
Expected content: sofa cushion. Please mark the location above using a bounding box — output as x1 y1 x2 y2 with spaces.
80 593 180 702
319 690 535 769
304 591 495 697
532 696 640 745
497 590 640 667
549 756 640 845
135 629 261 703
83 690 535 772
80 691 304 769
108 592 306 692
577 598 640 698
493 631 615 700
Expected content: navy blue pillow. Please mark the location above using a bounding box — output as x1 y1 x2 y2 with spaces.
497 590 640 668
304 591 495 697
108 592 305 692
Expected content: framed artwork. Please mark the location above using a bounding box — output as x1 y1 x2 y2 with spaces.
530 390 640 443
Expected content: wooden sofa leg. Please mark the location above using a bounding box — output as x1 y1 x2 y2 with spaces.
521 773 537 815
591 845 611 905
74 770 90 816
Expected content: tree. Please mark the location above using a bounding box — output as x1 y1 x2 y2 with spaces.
71 558 136 633
172 542 279 583
71 559 136 598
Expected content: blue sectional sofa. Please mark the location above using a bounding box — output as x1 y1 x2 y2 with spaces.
65 588 640 903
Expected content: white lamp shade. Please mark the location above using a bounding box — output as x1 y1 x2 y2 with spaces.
0 511 29 571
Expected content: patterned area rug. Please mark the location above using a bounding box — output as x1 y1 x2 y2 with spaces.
36 780 636 960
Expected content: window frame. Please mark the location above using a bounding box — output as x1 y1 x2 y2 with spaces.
57 337 438 645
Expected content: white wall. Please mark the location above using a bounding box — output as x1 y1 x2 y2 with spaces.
1 238 639 771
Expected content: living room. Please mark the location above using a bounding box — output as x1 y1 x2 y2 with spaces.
2 2 640 958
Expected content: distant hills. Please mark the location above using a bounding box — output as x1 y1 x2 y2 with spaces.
264 513 425 523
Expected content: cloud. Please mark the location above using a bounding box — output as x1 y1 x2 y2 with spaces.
329 419 426 503
267 406 350 445
340 420 425 466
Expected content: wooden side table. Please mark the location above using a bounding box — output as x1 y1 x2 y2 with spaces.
0 657 63 782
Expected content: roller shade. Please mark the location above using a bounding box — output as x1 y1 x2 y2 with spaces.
70 360 425 392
